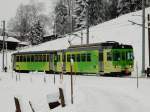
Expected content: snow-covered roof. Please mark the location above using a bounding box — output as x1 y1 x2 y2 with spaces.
0 36 20 43
19 41 30 45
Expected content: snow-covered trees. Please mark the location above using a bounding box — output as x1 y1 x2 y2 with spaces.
28 21 44 45
74 0 112 29
8 1 50 45
117 0 142 16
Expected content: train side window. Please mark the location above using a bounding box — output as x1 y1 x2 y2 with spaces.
67 54 71 62
43 55 46 62
99 53 103 61
17 56 19 62
77 54 80 62
107 52 112 61
47 55 49 61
87 53 91 62
23 55 26 62
27 55 30 62
34 55 38 62
72 54 75 62
57 55 60 62
63 54 66 62
31 55 34 61
122 52 126 60
39 55 42 62
81 54 86 62
19 56 22 62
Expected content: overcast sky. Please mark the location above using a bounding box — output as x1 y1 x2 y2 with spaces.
0 0 57 24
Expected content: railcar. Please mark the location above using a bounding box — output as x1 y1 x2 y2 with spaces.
64 41 134 75
12 51 57 73
12 41 134 76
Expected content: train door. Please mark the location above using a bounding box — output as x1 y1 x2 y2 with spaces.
49 53 54 71
99 49 104 74
12 55 16 71
62 51 66 73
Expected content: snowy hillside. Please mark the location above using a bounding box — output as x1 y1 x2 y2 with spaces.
14 7 150 76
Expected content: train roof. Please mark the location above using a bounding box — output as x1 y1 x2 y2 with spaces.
12 49 65 55
12 41 133 55
68 41 133 49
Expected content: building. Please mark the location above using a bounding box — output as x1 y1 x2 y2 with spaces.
42 35 61 43
0 36 20 50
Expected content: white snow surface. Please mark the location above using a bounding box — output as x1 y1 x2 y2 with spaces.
1 72 150 112
0 8 150 112
0 36 20 42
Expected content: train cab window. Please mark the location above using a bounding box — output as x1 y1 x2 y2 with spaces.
87 53 91 62
77 54 80 62
99 53 103 61
81 54 86 62
67 54 71 62
107 52 112 61
113 51 121 61
126 51 134 61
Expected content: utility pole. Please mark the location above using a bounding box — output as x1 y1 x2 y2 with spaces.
148 14 150 67
142 0 145 74
81 30 83 45
2 20 5 71
70 58 74 104
86 1 89 44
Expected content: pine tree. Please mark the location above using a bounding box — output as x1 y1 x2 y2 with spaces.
117 0 133 15
54 1 70 35
74 0 108 29
132 0 142 11
29 20 44 45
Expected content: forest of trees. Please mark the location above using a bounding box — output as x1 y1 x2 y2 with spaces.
8 0 149 45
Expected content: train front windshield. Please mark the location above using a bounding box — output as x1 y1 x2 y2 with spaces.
113 50 134 61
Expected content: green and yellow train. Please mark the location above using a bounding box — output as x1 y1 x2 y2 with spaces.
12 41 134 76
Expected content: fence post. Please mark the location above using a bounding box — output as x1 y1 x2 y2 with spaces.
136 61 139 88
14 97 21 112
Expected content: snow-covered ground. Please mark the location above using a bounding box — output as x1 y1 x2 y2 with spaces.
1 72 150 112
0 8 150 111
